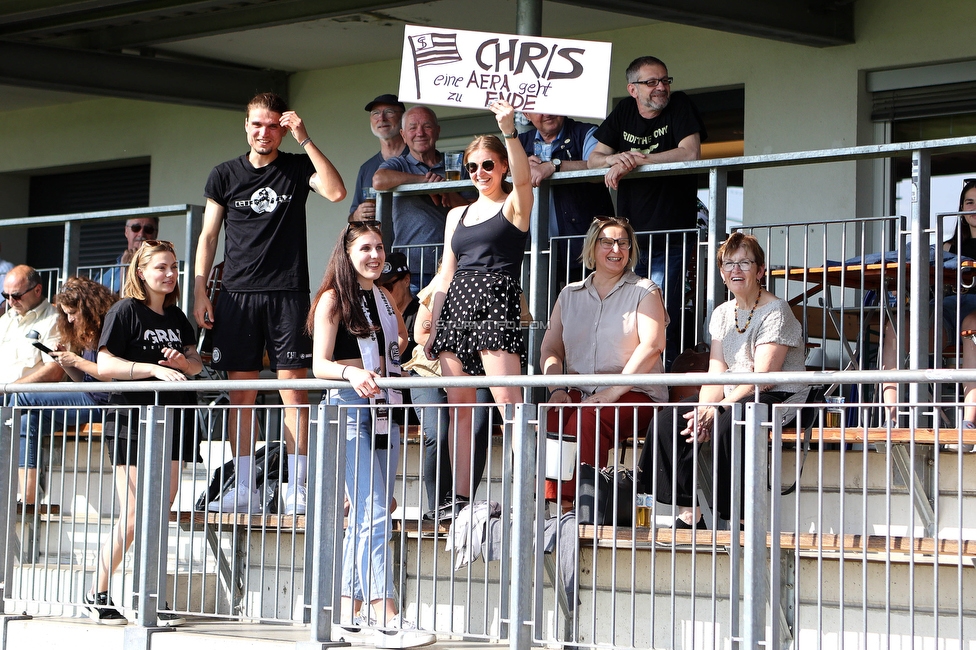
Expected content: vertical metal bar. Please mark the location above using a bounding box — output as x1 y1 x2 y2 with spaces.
742 401 768 648
304 402 343 643
706 168 728 326
509 403 536 650
377 192 394 250
909 150 931 410
133 405 167 628
515 0 542 35
768 407 784 650
63 220 80 285
183 204 203 317
527 183 550 383
0 405 15 612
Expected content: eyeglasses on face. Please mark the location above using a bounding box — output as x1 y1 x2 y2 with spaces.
631 76 673 88
127 223 158 235
370 108 402 119
598 237 632 250
465 159 496 174
1 283 38 301
722 259 756 271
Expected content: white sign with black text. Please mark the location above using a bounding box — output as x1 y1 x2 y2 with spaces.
398 25 612 119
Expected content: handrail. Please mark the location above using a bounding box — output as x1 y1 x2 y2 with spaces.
0 203 204 313
382 135 976 197
7 368 976 394
0 203 202 228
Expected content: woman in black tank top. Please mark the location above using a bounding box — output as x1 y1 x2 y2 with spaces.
425 99 534 516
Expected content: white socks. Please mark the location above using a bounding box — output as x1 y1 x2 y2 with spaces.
235 455 254 492
287 454 308 487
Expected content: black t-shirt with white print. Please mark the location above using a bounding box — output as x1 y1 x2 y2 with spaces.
204 151 316 292
98 298 196 406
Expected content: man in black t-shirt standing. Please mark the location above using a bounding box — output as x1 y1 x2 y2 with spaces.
195 92 346 515
588 55 707 368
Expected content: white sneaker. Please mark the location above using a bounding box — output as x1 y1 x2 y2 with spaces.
282 483 307 516
373 615 436 649
207 485 263 514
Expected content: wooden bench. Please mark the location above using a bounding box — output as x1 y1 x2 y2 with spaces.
51 421 103 439
577 524 976 557
778 426 976 445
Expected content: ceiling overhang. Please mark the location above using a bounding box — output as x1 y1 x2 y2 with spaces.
0 0 856 108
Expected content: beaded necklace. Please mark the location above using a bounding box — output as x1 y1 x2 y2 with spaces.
734 289 762 334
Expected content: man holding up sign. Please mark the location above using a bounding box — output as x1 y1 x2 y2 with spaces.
588 55 707 368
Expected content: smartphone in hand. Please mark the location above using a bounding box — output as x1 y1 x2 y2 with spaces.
31 341 54 355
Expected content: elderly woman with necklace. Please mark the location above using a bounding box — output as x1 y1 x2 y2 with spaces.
637 232 808 529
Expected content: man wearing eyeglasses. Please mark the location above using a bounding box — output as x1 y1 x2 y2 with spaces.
0 265 62 386
195 92 346 516
373 105 471 294
588 55 707 368
97 217 160 292
348 94 408 222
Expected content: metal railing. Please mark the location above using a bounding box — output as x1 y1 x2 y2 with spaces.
1 370 974 649
0 204 203 312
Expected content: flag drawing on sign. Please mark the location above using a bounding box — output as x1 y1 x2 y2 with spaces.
408 32 462 99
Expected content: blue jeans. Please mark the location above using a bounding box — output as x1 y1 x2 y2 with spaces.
326 388 400 603
409 376 494 511
939 292 976 340
14 392 101 468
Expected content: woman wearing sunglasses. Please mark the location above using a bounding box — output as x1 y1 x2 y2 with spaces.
87 240 202 625
540 215 668 513
637 232 807 530
425 99 533 517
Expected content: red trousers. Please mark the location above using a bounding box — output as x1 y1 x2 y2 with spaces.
544 389 656 502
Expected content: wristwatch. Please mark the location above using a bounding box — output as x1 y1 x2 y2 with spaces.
503 130 518 139
550 158 562 171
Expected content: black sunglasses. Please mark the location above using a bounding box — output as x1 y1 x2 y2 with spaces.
465 159 496 174
2 283 38 301
128 223 158 235
141 240 176 253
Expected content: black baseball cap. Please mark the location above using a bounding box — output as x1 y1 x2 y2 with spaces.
380 252 410 283
365 94 406 112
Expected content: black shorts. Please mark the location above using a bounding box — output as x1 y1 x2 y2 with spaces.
103 406 198 467
211 290 313 372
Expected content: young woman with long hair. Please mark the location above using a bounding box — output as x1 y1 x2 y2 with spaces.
309 221 433 648
87 240 202 626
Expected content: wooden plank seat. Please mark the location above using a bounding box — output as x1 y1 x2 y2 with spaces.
170 510 306 530
169 511 450 536
52 421 102 438
577 524 976 557
778 426 976 445
14 503 60 517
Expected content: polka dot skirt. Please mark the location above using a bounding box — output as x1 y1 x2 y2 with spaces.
431 269 526 376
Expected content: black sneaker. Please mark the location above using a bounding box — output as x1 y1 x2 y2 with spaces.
436 495 469 521
157 603 186 627
85 591 128 625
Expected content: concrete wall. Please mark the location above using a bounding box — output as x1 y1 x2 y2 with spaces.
0 0 971 284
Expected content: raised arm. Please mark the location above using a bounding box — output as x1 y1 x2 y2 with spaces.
279 111 346 202
490 101 533 231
